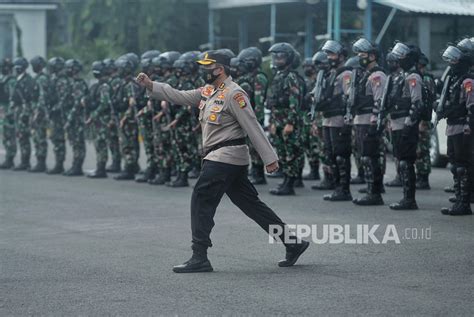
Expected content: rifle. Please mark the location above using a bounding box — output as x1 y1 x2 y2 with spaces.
344 69 358 123
309 69 325 120
376 74 392 134
432 74 451 131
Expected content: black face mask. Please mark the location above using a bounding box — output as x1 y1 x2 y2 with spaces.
399 58 414 71
387 63 399 73
359 56 370 68
328 58 338 69
451 60 470 76
202 67 220 84
304 69 315 77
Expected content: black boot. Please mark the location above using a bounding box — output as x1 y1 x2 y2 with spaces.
311 171 335 190
173 246 213 273
303 163 320 180
278 240 310 267
416 174 430 190
358 185 385 194
442 166 460 215
324 156 352 201
250 166 267 185
47 161 64 175
294 172 304 188
188 166 200 179
267 169 283 178
12 156 30 171
168 171 189 187
270 176 295 196
87 162 107 178
135 164 156 183
445 168 472 216
276 174 288 190
29 157 46 173
0 157 14 169
114 164 135 180
389 161 418 210
350 167 365 184
352 182 384 206
106 159 121 173
63 161 84 176
149 167 170 185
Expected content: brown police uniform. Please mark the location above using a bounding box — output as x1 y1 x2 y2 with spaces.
147 53 291 257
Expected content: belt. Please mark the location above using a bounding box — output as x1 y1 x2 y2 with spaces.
202 138 246 157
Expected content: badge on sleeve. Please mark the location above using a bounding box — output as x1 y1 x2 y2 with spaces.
464 81 472 93
409 78 417 87
233 92 247 109
372 75 381 87
202 86 214 97
344 74 351 85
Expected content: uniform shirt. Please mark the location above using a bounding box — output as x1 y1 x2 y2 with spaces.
389 72 422 131
148 76 278 166
446 77 474 136
354 70 386 125
322 69 350 127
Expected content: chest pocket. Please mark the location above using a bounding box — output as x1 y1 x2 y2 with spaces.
206 103 224 125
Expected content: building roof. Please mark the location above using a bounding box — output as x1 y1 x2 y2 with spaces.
209 0 301 10
374 0 474 16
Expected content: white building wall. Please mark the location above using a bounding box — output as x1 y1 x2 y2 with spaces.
12 9 47 60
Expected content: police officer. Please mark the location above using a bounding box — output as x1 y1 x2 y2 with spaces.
47 57 69 174
351 38 387 206
0 58 17 169
267 42 302 195
313 40 352 201
136 50 309 273
29 56 50 173
387 43 423 210
135 50 161 183
11 57 35 171
438 45 472 216
64 59 88 176
86 61 113 178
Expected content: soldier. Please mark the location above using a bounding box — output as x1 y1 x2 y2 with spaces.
0 58 17 169
135 50 161 183
438 45 472 215
104 58 122 173
29 56 50 172
238 47 269 185
148 51 181 185
85 61 112 178
47 57 68 174
267 42 302 196
10 57 35 171
312 40 352 201
64 59 88 176
114 56 142 180
386 43 423 210
137 50 309 273
415 53 436 190
301 57 321 181
350 38 387 206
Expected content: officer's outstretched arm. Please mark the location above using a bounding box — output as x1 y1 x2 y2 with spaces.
148 81 201 108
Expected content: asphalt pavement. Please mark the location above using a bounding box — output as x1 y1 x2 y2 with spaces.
1 142 473 316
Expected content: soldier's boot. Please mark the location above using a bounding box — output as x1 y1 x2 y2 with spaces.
63 161 84 176
270 175 296 196
303 163 320 180
275 174 288 190
0 157 15 169
28 157 46 173
149 168 171 185
350 167 365 184
46 161 64 175
267 169 284 178
294 172 304 188
416 173 431 190
87 162 107 179
442 166 460 214
278 240 310 267
106 159 121 173
173 245 213 273
389 161 418 210
358 184 385 194
324 156 352 201
114 164 135 180
188 166 200 179
168 171 189 187
135 164 156 183
446 168 472 216
250 166 267 185
311 171 335 190
352 182 384 206
12 155 30 171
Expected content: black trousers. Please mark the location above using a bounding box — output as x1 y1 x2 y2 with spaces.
447 132 471 169
191 160 287 252
354 124 384 193
322 126 352 185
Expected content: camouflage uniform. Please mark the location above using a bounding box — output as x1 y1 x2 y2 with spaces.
268 70 302 178
136 90 156 179
49 72 69 172
65 77 88 173
30 71 50 167
11 72 35 169
107 74 123 171
250 72 268 173
302 75 320 172
0 74 16 167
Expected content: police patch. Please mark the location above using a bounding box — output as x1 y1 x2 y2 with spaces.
217 93 225 99
208 113 217 122
409 78 417 87
464 81 472 93
214 99 224 105
372 75 381 86
202 86 214 97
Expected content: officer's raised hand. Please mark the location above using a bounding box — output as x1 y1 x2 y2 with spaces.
136 72 152 90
